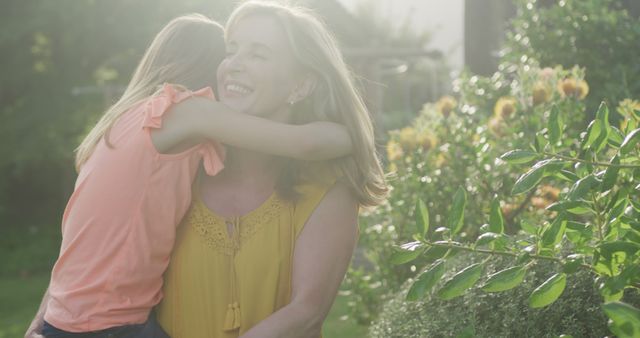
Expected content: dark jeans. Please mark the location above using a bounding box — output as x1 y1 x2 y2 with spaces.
42 313 170 338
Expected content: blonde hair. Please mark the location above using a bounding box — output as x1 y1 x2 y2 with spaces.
75 14 225 170
227 1 389 207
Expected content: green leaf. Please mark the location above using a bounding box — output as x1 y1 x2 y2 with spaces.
541 216 567 248
437 263 483 300
512 159 565 195
520 220 538 235
529 273 567 308
598 241 640 260
608 197 630 220
620 128 640 155
474 232 503 248
583 119 602 150
549 106 561 145
605 189 625 214
391 242 425 265
563 254 585 274
565 221 593 245
601 155 621 192
406 260 446 301
593 102 611 152
482 265 527 292
422 246 450 263
566 174 599 201
566 221 589 231
489 198 504 234
555 169 580 183
447 187 467 235
500 150 539 164
542 159 567 173
512 162 546 195
600 277 625 302
534 131 548 152
546 200 592 215
415 199 429 238
602 301 640 338
608 126 625 147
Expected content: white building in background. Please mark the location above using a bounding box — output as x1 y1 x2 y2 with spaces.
337 0 465 70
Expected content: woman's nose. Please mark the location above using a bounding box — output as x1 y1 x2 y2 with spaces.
226 53 246 72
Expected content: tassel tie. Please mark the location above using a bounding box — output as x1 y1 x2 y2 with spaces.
223 216 242 331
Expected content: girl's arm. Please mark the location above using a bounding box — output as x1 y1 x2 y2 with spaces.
151 97 352 160
24 287 49 338
239 182 359 338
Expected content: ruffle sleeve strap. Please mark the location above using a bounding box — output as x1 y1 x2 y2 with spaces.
142 83 215 130
199 141 226 177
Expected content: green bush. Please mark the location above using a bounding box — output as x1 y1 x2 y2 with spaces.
345 61 593 326
369 253 640 338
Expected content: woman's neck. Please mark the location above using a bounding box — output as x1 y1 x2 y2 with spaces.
215 147 281 186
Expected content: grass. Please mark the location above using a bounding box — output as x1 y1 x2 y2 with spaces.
0 274 49 338
0 274 367 338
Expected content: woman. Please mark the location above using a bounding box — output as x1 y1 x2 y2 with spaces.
156 1 388 337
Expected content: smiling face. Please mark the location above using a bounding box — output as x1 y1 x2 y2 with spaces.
217 14 303 120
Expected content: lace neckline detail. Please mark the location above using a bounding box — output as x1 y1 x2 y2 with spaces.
190 192 285 255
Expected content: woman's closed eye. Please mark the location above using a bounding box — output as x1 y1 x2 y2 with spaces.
250 52 268 61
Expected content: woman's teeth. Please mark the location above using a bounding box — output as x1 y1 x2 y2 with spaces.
226 84 252 95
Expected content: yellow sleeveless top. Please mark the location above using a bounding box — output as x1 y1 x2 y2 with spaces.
156 171 336 338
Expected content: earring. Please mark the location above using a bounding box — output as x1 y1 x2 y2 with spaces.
288 100 295 106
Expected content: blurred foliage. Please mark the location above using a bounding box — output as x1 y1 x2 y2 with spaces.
502 0 640 116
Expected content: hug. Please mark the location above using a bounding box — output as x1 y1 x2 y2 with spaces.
26 1 388 338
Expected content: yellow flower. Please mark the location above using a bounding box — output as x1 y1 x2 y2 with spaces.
386 140 404 161
557 77 589 99
494 97 517 119
576 80 589 99
532 82 551 106
398 127 418 150
436 96 457 118
531 197 552 210
417 132 437 151
435 153 449 168
618 99 640 130
537 185 561 202
618 99 640 118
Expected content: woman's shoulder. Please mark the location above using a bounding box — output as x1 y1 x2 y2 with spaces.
291 163 354 228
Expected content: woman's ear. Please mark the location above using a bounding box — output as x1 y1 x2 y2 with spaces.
288 73 317 104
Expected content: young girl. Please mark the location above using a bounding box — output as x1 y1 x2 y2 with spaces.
25 14 351 338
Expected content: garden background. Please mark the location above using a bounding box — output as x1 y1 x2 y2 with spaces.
1 0 640 337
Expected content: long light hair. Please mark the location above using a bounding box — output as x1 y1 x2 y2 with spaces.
227 1 389 207
74 14 225 171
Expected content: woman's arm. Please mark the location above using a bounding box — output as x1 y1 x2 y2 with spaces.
151 97 352 160
240 182 359 338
